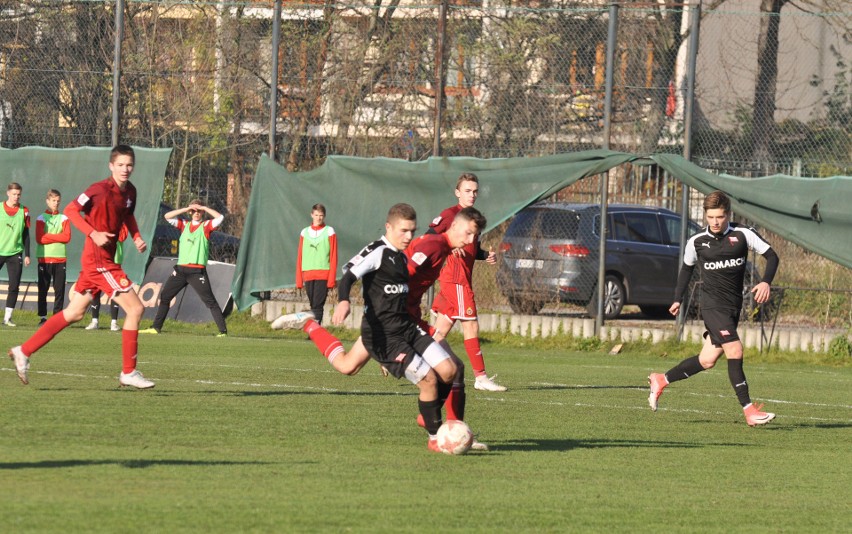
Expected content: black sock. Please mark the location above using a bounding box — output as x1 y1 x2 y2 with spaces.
665 355 705 383
418 399 443 435
437 380 452 405
454 383 466 422
727 359 751 407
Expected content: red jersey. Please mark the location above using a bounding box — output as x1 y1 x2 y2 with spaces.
64 177 141 269
430 204 483 287
404 232 453 311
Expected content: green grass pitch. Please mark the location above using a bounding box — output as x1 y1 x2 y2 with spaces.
2 318 850 532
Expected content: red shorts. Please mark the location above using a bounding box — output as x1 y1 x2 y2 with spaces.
431 283 477 321
75 264 135 299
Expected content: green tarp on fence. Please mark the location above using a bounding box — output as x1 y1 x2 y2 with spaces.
233 150 851 311
0 146 172 285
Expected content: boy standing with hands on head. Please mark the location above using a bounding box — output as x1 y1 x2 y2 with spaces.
36 189 71 326
8 145 154 389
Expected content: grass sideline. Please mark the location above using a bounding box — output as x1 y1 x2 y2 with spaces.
2 312 850 532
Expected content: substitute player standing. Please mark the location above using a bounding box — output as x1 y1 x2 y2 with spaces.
648 190 780 426
1 182 31 327
8 145 154 389
36 189 71 326
428 173 505 392
139 200 228 336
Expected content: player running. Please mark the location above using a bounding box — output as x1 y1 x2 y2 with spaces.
648 190 780 426
272 204 484 452
8 145 154 389
428 173 505 391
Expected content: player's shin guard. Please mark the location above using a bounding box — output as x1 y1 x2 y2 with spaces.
418 399 443 435
122 329 138 374
22 312 70 356
304 320 344 362
727 358 751 407
665 355 705 383
463 338 487 376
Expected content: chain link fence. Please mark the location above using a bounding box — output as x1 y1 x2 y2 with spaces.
1 0 849 330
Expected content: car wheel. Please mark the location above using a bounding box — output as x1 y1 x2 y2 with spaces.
507 295 545 315
586 275 625 319
639 305 671 318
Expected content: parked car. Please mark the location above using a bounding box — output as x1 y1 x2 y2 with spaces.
150 203 241 264
496 203 703 318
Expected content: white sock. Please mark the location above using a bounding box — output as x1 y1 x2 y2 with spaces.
4 307 11 322
91 318 99 324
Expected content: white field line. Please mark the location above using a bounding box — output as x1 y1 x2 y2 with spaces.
4 367 851 424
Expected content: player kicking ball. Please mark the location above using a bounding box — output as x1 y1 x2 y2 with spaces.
273 204 487 452
8 145 154 389
648 190 779 426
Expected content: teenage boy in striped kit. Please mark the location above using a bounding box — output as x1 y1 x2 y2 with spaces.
36 189 71 326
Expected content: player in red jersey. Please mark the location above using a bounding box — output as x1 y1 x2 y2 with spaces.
8 145 154 389
428 173 505 392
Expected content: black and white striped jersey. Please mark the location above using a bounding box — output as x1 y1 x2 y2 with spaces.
342 235 411 333
683 222 772 310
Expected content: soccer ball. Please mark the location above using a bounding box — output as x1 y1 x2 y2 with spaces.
435 420 474 455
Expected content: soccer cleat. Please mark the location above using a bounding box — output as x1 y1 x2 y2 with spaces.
85 320 99 330
470 439 489 451
427 437 442 453
119 370 155 389
8 346 30 385
138 328 159 335
743 403 775 427
271 310 315 331
216 332 228 338
110 321 120 332
648 372 669 411
38 317 47 326
474 374 507 392
4 320 16 327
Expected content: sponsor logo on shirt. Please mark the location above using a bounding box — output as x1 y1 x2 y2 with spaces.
703 257 745 270
432 216 442 226
395 352 407 362
720 329 731 336
411 251 427 265
384 283 409 294
728 236 739 244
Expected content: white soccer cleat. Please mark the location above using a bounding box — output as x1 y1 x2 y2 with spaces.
119 370 155 389
743 403 775 427
470 439 489 451
8 346 30 385
3 320 16 327
271 310 315 330
474 374 507 392
110 321 121 332
85 320 99 330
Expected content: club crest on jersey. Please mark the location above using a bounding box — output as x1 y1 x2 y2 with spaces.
126 199 133 208
728 236 739 244
119 277 130 288
466 307 474 316
720 329 731 336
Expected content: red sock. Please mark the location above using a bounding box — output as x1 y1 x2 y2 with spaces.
122 330 138 374
22 313 70 356
464 338 486 376
305 320 344 361
444 384 466 421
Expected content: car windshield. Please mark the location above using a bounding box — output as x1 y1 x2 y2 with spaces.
506 208 580 239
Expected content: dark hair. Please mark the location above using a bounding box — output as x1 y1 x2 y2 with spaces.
110 144 135 163
7 182 22 191
311 203 326 215
703 190 731 212
387 203 416 224
456 206 487 231
456 172 479 190
47 189 61 198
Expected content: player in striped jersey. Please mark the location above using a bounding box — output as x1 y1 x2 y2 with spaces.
648 190 780 426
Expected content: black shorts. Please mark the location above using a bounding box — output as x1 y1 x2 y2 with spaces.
702 307 740 347
361 320 434 379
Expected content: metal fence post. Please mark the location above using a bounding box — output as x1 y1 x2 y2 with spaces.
595 2 618 335
677 2 701 339
433 0 449 157
111 0 125 147
269 0 283 159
